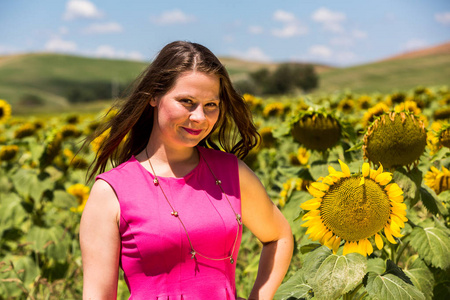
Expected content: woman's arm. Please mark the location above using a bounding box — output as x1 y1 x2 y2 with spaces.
80 179 121 300
238 160 294 300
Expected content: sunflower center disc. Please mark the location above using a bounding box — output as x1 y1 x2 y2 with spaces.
321 177 391 241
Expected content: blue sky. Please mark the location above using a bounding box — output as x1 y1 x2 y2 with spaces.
1 0 449 66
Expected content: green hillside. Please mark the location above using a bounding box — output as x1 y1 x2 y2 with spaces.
0 49 449 115
317 52 450 94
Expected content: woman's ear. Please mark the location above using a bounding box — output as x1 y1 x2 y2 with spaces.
149 97 157 107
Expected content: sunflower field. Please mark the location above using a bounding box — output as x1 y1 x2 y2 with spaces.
0 85 450 299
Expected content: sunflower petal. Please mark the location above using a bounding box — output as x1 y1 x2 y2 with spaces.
307 186 326 198
375 233 384 250
390 195 404 203
384 226 397 244
332 236 341 254
311 182 330 192
322 176 335 185
338 159 351 177
356 240 367 256
359 176 365 186
390 214 405 228
362 163 370 177
375 172 392 185
321 230 334 245
366 239 374 255
300 198 322 210
343 241 351 255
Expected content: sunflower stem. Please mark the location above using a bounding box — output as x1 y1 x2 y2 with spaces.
347 282 364 299
407 220 417 228
390 243 396 262
381 247 390 259
355 291 368 300
395 240 410 264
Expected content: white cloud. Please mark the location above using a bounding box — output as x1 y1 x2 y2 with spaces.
59 27 69 35
63 0 103 21
435 12 450 25
248 26 263 34
273 10 296 23
272 24 307 38
309 45 332 58
83 22 124 34
271 9 307 38
231 47 271 62
312 7 346 33
150 9 196 25
223 35 234 43
403 39 428 51
352 29 367 39
45 37 77 52
93 45 144 61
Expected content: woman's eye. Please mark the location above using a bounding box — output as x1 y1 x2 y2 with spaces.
180 99 193 104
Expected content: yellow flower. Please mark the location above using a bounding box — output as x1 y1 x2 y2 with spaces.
394 101 421 115
263 102 285 117
301 160 407 256
68 184 90 213
424 166 450 195
0 99 12 123
362 102 390 127
279 178 305 207
0 145 19 162
297 147 310 165
91 128 110 153
14 123 36 139
259 127 276 148
357 95 372 110
243 93 263 111
337 98 355 113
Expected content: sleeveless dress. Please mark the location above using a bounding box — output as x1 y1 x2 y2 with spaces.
96 146 242 299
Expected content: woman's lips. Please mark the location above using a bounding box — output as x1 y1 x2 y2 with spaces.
183 127 202 135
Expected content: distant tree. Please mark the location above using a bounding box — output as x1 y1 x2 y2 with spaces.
18 94 44 106
243 63 319 95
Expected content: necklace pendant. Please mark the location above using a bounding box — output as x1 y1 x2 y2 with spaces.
190 250 196 259
171 211 179 217
215 179 221 185
153 178 159 185
230 257 234 264
236 214 242 225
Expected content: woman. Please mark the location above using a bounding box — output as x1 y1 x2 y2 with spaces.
80 41 293 299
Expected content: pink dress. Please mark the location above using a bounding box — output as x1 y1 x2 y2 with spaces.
96 146 242 299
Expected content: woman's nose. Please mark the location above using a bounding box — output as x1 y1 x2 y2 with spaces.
189 105 207 122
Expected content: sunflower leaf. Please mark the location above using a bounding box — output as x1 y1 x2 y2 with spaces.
274 269 313 300
392 167 422 204
366 273 425 300
409 226 450 269
367 257 386 275
419 186 448 216
310 252 367 300
383 259 412 285
404 258 434 300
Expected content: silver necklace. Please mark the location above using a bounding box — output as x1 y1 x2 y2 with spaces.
145 147 242 264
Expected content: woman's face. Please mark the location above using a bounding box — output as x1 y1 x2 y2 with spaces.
150 71 221 150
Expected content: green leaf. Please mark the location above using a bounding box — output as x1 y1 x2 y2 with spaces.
384 260 412 285
409 226 450 269
404 258 434 300
311 253 367 300
0 193 28 234
366 273 425 300
299 243 322 255
419 186 448 215
392 168 422 204
274 270 313 300
11 169 54 201
302 246 333 282
53 190 78 209
367 258 386 275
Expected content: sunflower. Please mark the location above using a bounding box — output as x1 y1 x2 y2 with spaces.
362 102 390 127
433 107 450 121
297 147 310 165
394 101 421 115
14 123 36 139
301 160 407 256
60 124 81 139
243 93 263 111
263 102 285 118
437 123 450 148
337 98 355 113
68 183 90 213
0 99 12 123
363 111 427 169
291 111 342 151
0 145 19 162
259 127 277 148
424 166 450 195
279 178 308 207
357 95 372 110
427 122 443 155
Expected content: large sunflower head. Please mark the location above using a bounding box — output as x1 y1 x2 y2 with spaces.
424 166 450 195
363 111 427 169
291 111 342 151
0 99 12 123
301 160 407 256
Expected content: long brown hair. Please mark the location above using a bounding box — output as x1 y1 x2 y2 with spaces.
85 41 260 182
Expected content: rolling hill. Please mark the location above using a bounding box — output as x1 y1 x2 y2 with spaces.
0 41 449 114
